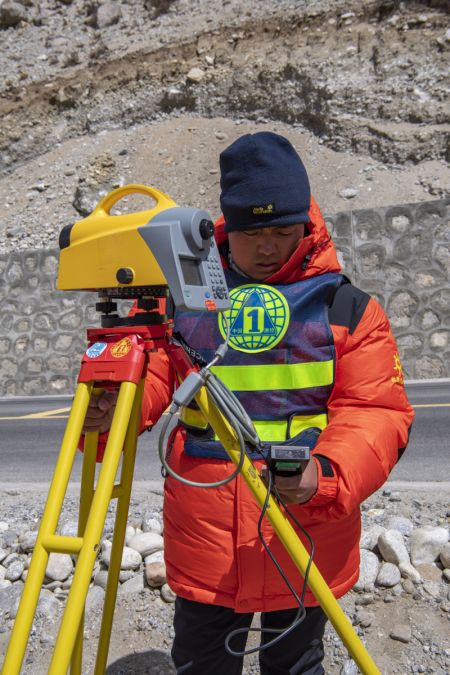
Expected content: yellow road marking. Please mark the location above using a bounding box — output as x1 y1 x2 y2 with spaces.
24 407 71 418
0 407 71 420
0 408 170 420
0 402 448 422
0 416 70 420
412 403 450 408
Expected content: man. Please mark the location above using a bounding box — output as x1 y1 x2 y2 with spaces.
85 132 414 674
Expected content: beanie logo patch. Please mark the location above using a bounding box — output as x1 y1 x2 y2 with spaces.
218 284 290 353
252 203 275 216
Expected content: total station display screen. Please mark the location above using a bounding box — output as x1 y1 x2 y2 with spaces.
180 257 203 286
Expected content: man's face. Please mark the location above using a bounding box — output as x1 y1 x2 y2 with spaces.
228 224 305 280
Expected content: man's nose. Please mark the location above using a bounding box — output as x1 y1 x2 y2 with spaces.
257 234 277 255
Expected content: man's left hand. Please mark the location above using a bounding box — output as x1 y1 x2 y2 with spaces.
261 458 318 504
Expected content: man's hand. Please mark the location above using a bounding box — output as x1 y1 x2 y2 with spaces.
82 391 118 434
260 458 318 504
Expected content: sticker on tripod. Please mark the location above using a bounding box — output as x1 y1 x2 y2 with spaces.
110 337 132 358
85 342 107 359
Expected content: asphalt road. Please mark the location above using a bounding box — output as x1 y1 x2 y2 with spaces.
0 380 448 484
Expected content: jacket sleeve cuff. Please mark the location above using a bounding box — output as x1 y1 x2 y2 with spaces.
307 455 339 506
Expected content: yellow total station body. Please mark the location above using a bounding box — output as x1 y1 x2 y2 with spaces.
57 184 176 291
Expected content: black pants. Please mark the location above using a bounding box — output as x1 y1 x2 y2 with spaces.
171 597 328 675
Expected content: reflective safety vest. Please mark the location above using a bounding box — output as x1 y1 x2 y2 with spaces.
174 270 344 458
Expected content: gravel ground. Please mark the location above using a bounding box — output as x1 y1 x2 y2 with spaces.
0 480 449 674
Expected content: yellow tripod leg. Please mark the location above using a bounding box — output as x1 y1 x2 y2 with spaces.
71 429 99 674
1 382 93 675
47 380 138 675
195 386 381 675
94 379 144 675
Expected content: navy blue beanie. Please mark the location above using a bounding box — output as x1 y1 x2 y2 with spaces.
219 132 311 233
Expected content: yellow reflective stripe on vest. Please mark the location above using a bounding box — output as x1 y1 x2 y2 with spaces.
180 409 328 442
210 360 334 392
252 413 328 441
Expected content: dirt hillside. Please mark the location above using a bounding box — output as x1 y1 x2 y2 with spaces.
0 0 449 253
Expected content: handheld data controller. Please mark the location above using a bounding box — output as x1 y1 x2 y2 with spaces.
268 445 310 477
57 184 230 313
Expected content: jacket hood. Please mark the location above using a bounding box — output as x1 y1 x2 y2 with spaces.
214 196 341 284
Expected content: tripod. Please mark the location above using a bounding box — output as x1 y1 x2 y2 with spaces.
2 310 381 674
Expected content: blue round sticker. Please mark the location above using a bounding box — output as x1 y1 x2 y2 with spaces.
86 342 108 359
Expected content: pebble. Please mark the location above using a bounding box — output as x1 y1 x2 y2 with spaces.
186 67 205 83
422 581 442 600
402 578 415 594
85 585 105 612
354 549 379 591
340 660 359 675
119 573 146 594
338 188 358 199
45 553 73 582
96 3 122 29
160 583 177 603
378 529 410 565
119 569 137 583
399 561 421 583
101 542 142 570
93 570 108 590
360 525 385 551
387 516 414 537
144 550 165 565
145 561 167 588
125 525 136 546
18 531 38 553
128 532 164 557
411 527 449 565
142 512 163 536
390 624 412 643
376 562 401 588
415 562 444 583
354 594 374 606
3 554 25 582
440 542 450 568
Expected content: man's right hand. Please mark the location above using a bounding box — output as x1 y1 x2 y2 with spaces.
83 390 118 434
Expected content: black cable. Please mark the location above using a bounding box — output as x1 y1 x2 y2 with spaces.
225 468 315 657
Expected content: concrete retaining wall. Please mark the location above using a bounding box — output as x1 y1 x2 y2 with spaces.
0 199 448 396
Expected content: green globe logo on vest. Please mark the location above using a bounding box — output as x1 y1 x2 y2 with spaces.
218 284 290 353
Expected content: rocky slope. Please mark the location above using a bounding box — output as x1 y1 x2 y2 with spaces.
0 0 449 253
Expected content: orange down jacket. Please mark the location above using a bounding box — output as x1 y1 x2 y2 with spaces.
137 197 414 612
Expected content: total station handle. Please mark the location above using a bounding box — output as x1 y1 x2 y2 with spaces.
92 184 177 219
